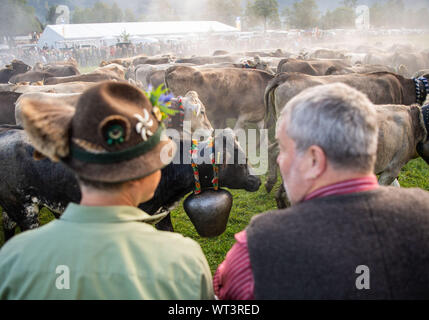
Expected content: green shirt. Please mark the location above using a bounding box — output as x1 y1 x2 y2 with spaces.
0 203 214 300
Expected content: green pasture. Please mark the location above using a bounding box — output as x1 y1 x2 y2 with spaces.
1 158 429 274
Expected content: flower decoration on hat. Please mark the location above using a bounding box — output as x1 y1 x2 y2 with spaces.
143 84 178 121
134 109 154 141
99 115 131 147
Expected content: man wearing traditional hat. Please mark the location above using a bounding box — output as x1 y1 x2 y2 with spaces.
0 81 214 300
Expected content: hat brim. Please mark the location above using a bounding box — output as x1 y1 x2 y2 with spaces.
63 138 177 183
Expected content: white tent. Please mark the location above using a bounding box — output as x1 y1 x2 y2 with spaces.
38 21 238 48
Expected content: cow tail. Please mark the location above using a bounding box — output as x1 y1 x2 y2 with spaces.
264 79 279 130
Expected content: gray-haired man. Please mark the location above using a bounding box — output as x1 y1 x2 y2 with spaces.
214 83 429 299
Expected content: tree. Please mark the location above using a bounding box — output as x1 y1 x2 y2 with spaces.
92 2 111 23
341 0 357 8
124 8 137 22
206 0 242 26
111 3 124 22
71 1 126 24
283 0 319 29
119 29 130 43
320 4 355 29
0 0 42 38
369 3 386 27
46 5 59 25
141 0 178 21
246 0 280 31
386 0 405 27
411 7 429 29
369 0 413 28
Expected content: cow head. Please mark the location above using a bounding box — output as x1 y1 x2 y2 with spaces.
11 60 31 74
33 62 43 71
255 61 274 74
121 60 131 68
125 65 135 81
168 91 213 136
208 128 261 192
397 64 410 77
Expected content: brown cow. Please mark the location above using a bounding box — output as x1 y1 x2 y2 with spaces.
9 71 55 84
0 81 96 94
277 58 351 75
165 66 274 130
266 72 427 123
199 57 275 74
243 49 290 58
0 60 31 83
175 55 240 65
363 52 396 68
167 91 213 138
132 55 174 66
41 64 80 77
375 104 429 185
127 63 177 90
93 63 127 79
99 57 134 67
0 92 21 125
392 52 429 78
44 73 124 85
213 50 229 56
333 64 396 75
310 49 346 60
33 62 80 77
264 71 429 194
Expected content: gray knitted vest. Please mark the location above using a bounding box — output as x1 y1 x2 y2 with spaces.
247 187 429 299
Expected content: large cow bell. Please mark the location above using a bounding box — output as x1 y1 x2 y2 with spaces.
184 188 233 237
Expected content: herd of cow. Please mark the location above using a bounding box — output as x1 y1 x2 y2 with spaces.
0 42 429 241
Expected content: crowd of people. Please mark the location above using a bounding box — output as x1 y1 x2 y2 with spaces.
0 31 330 69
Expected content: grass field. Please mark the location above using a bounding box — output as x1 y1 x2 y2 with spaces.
1 158 429 274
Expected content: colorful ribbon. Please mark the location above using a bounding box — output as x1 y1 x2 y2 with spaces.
190 139 202 194
190 137 219 194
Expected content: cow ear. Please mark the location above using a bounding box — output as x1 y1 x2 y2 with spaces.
20 98 75 162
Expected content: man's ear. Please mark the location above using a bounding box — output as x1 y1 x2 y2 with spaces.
301 145 327 180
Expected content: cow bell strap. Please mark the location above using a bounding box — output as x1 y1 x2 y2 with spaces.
167 97 184 128
414 77 429 105
190 138 219 195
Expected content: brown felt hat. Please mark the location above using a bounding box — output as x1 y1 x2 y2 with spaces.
20 81 176 183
